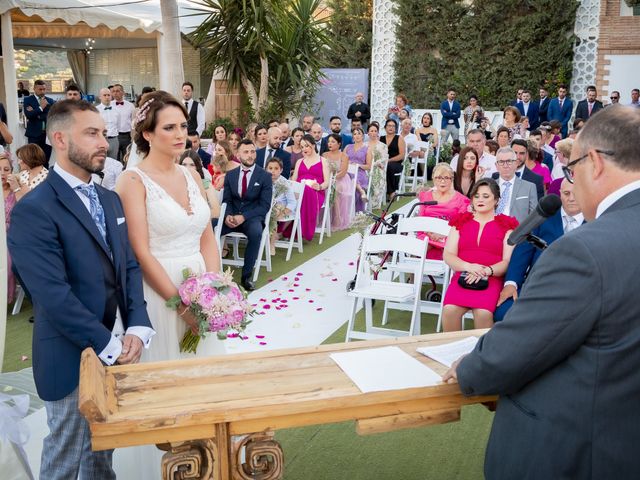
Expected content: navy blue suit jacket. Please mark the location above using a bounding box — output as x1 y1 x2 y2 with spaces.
440 100 462 129
575 99 604 120
256 147 291 179
516 102 540 130
222 165 273 225
319 133 353 155
8 169 151 401
538 97 551 123
23 94 55 139
504 209 564 288
547 97 574 137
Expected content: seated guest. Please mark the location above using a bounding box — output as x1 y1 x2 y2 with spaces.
254 124 269 150
527 129 554 171
285 127 304 175
256 126 291 178
209 140 239 179
386 93 412 125
209 154 228 191
478 116 496 141
506 138 545 200
441 179 518 331
92 156 123 191
414 112 439 150
289 134 331 241
548 120 562 148
265 157 297 255
525 140 552 190
228 130 242 156
453 147 482 197
1 153 17 303
494 178 583 322
498 106 526 141
548 138 574 195
495 126 511 148
180 150 220 222
188 132 211 168
345 127 370 212
205 123 228 156
221 139 273 291
320 116 353 154
485 140 499 156
418 163 470 260
450 129 496 178
492 147 537 223
13 144 48 200
380 118 406 200
324 133 354 231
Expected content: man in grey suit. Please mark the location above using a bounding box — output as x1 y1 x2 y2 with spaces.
443 104 640 479
493 147 537 223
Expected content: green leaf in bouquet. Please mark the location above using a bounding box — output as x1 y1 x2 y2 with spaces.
216 331 228 340
181 268 193 280
165 295 182 310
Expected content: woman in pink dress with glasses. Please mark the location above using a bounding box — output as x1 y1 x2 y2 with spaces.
288 134 331 241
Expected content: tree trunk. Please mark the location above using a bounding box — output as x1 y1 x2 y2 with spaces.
257 54 269 113
159 0 185 96
241 76 260 115
204 75 216 127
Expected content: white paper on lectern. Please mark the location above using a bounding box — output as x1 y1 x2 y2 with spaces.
416 337 479 368
330 346 442 393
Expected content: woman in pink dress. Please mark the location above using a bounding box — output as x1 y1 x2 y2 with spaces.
417 163 470 260
525 140 552 191
289 134 331 241
324 133 354 231
442 179 518 332
1 154 17 303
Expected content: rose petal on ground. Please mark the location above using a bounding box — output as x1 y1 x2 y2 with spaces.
348 262 355 266
281 299 288 303
263 304 271 309
21 355 28 361
259 342 267 346
294 277 300 281
241 336 249 340
267 278 273 282
316 308 323 311
282 276 288 280
297 272 304 276
256 335 265 339
260 298 267 302
292 297 299 300
308 300 314 303
272 298 280 303
305 288 311 292
332 278 338 282
288 289 295 292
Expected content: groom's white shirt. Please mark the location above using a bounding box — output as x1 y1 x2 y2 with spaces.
54 163 155 365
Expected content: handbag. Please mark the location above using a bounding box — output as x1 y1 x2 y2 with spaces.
458 271 489 290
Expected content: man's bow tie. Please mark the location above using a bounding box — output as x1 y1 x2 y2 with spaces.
115 102 124 106
104 106 112 110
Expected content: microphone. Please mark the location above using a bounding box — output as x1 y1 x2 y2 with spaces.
507 194 562 246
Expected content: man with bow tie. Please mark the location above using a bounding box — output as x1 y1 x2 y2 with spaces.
96 88 121 159
221 139 273 291
110 83 135 163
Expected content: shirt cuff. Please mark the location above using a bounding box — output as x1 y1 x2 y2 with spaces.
125 326 156 349
504 280 518 289
98 334 122 365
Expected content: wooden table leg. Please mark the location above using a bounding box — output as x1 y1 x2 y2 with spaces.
231 432 284 480
157 423 233 480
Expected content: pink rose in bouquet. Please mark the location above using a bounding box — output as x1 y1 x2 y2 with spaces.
166 268 254 353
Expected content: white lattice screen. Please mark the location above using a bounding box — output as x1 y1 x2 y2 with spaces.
571 0 601 101
370 0 398 122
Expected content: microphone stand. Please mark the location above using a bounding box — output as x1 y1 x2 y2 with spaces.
526 233 548 250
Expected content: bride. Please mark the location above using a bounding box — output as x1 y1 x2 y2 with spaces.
116 90 221 362
113 91 220 477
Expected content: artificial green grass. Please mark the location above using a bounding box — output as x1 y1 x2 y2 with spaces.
3 195 493 479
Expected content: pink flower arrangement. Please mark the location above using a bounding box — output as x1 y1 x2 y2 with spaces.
166 268 254 353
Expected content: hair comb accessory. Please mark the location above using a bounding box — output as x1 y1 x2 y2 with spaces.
134 98 156 125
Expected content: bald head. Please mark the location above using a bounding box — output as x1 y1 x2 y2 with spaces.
99 88 112 106
560 178 581 217
310 123 323 142
279 123 290 138
267 127 283 150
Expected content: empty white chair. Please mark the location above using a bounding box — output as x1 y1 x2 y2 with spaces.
381 216 452 326
273 181 305 261
12 286 26 316
408 141 431 191
214 202 227 267
316 174 335 244
345 233 429 341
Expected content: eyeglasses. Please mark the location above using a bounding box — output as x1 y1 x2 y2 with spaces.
610 96 619 100
433 176 453 181
496 159 516 165
562 149 615 183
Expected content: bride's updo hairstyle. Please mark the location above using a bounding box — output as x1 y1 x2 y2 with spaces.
133 90 188 156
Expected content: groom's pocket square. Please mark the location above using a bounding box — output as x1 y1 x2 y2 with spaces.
253 182 261 186
117 217 126 225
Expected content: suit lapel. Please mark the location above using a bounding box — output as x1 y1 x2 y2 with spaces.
47 170 112 258
95 187 120 271
509 178 521 210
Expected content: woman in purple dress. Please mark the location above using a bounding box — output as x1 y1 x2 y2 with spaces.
289 134 331 241
285 127 304 176
344 127 369 211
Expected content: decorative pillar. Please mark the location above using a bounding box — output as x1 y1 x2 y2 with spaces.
370 0 398 122
158 0 185 97
1 12 20 149
570 0 602 102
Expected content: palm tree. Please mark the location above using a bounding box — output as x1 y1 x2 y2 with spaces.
188 0 333 120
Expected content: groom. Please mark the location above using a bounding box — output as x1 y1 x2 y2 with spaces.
8 100 154 480
222 138 273 291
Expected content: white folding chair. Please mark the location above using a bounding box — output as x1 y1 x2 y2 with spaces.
347 163 359 218
408 141 431 191
435 268 474 332
316 174 335 244
11 286 26 316
214 202 227 266
345 233 428 341
221 204 273 282
273 181 305 261
365 161 387 213
381 217 452 326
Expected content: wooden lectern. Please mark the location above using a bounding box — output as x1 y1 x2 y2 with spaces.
79 330 496 479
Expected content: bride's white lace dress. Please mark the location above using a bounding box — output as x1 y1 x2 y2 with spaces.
114 164 219 478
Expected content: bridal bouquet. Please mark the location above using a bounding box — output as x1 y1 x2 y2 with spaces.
166 268 253 353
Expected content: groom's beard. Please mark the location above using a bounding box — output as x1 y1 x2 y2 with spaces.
68 140 107 174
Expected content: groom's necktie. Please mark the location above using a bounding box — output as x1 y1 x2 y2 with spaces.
76 184 110 249
241 169 250 197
